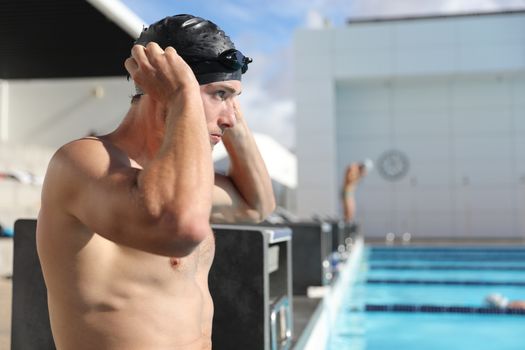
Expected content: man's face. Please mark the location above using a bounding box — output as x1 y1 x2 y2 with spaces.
199 80 242 147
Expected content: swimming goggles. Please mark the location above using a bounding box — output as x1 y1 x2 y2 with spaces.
183 49 252 73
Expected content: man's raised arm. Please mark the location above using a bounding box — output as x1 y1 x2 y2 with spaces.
40 43 214 257
212 101 275 223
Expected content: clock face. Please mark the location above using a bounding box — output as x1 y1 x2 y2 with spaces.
377 150 410 181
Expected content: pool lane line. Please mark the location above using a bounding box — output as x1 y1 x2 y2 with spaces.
369 252 525 256
370 247 525 253
366 278 525 286
362 304 525 315
368 255 525 262
369 264 525 271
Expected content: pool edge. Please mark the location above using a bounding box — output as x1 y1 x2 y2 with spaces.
293 236 364 350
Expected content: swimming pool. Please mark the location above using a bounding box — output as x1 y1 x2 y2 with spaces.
328 246 525 350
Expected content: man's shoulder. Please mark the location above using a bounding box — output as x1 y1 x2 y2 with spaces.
41 137 131 209
52 136 129 173
43 137 132 197
58 136 119 156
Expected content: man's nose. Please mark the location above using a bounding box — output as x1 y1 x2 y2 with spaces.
218 101 237 129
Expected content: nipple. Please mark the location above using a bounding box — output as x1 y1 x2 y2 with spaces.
169 257 180 268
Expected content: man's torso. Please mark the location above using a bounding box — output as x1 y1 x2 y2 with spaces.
36 139 215 350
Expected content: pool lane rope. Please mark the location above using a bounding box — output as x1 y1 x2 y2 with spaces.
366 278 525 286
362 304 525 315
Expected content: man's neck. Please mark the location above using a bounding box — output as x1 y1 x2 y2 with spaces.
105 101 163 167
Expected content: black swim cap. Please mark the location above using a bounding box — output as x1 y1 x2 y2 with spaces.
134 14 252 85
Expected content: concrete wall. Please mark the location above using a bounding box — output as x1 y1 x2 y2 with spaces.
3 77 132 149
0 76 133 229
0 144 53 229
294 12 525 238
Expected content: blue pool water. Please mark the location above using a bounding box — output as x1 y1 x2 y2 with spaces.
328 246 525 350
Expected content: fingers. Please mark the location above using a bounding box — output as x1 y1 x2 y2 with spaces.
126 43 162 87
125 45 145 78
233 98 244 119
143 42 165 63
124 57 138 76
128 43 179 77
131 44 148 61
131 44 154 72
164 46 176 54
232 98 241 111
163 46 179 62
124 42 198 102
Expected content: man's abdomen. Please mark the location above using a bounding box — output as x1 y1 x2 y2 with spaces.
49 280 210 350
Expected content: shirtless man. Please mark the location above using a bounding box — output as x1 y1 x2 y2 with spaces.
36 15 275 350
342 162 367 223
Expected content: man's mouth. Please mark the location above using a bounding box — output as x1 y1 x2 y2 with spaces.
210 133 222 145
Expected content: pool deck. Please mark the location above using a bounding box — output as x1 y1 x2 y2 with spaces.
292 296 321 345
293 236 365 350
0 237 12 349
0 276 11 349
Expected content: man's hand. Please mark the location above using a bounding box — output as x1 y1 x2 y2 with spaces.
213 99 276 223
125 42 199 104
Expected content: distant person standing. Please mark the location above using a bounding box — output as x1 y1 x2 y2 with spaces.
342 162 369 223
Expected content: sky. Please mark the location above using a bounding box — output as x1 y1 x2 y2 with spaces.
121 0 525 150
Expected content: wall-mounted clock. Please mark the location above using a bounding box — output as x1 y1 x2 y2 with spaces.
377 150 410 181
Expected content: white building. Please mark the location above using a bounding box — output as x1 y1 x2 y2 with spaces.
294 10 525 239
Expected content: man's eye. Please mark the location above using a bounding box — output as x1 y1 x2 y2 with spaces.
215 90 226 100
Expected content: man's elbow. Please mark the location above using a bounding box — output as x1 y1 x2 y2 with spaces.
159 214 211 256
263 198 277 221
247 198 277 223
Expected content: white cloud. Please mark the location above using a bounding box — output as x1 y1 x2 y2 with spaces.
240 77 296 150
305 10 329 29
227 33 297 150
